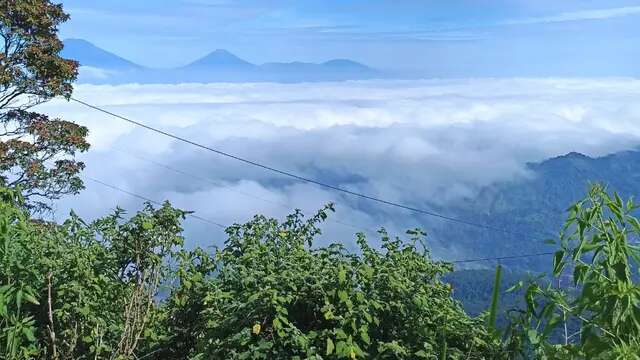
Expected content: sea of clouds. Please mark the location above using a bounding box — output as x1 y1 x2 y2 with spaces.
37 78 640 257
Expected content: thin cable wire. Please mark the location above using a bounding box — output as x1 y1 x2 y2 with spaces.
69 98 558 264
109 147 380 236
90 150 556 264
84 175 554 264
450 251 554 264
70 97 544 239
85 176 227 229
108 150 557 264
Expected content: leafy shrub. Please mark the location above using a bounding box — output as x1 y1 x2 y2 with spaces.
6 182 640 359
158 206 503 359
0 188 502 359
0 187 186 359
504 185 640 359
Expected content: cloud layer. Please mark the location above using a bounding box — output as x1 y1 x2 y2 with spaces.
37 78 640 257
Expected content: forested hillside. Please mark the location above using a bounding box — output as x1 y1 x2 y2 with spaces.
439 150 640 271
446 269 526 318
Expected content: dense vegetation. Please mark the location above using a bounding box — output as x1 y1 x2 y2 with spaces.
0 192 504 359
2 182 640 359
0 190 187 359
157 209 504 359
441 151 640 272
0 0 88 212
446 269 526 318
504 185 640 359
2 1 640 359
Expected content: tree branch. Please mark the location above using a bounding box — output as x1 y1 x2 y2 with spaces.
47 272 58 360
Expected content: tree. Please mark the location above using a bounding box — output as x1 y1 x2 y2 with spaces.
0 0 88 211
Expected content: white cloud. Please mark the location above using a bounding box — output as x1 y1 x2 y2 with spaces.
504 6 640 25
77 66 116 80
37 78 640 258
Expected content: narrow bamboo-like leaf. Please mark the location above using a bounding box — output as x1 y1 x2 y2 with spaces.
487 264 502 333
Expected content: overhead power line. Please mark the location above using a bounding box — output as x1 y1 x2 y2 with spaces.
85 176 227 229
450 251 555 264
108 149 556 265
110 147 380 236
86 174 553 265
70 97 543 239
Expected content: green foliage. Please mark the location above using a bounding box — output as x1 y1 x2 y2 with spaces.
446 269 527 320
3 3 640 359
487 264 502 334
0 0 88 211
0 283 40 359
0 186 187 359
0 186 504 359
504 184 640 359
449 151 640 272
6 179 640 359
0 188 40 359
158 207 503 359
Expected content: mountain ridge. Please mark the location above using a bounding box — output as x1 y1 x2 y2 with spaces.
439 148 640 271
62 38 144 70
63 38 382 83
183 49 256 69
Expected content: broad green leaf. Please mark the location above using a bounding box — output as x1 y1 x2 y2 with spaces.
326 338 335 355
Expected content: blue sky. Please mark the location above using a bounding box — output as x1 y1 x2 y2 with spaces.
60 0 640 76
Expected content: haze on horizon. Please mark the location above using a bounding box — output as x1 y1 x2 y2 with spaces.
60 0 640 77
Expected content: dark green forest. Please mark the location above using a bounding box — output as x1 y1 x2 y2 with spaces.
1 1 640 359
433 150 640 272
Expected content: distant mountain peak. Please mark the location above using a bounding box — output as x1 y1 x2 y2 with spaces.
551 151 592 163
62 38 382 84
525 151 593 171
322 59 371 70
207 49 240 59
64 38 93 46
62 38 143 70
186 49 255 68
212 49 233 55
564 151 590 159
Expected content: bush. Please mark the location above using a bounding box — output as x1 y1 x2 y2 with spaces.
158 206 503 359
504 185 640 359
0 187 502 359
0 187 186 359
11 183 640 359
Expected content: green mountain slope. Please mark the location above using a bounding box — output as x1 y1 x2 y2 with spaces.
442 149 640 271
